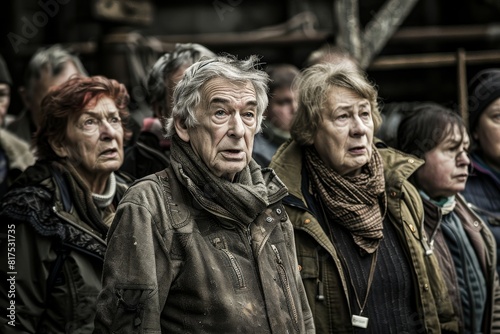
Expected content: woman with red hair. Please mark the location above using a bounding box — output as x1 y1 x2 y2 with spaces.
0 75 134 333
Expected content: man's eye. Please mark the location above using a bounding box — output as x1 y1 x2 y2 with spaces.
84 119 97 126
243 112 255 118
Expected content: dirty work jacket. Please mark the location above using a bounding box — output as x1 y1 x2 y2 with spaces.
94 166 315 333
269 139 458 334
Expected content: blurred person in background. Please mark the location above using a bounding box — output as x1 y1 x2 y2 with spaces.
252 63 299 167
120 43 216 178
7 44 87 144
398 102 500 333
269 62 458 333
0 53 34 197
462 68 500 274
0 76 134 333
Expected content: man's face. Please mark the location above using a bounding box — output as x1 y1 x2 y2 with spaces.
0 83 11 127
266 86 296 131
176 77 258 182
53 97 124 189
24 61 80 128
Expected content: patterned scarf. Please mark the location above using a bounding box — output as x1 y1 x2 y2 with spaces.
305 145 387 254
170 135 283 225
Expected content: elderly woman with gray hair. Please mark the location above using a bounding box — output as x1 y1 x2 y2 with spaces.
94 54 315 333
269 62 458 333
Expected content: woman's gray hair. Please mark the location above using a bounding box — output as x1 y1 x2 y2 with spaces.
166 54 269 137
291 62 382 146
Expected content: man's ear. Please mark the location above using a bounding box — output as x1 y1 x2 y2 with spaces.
174 117 190 142
49 138 69 158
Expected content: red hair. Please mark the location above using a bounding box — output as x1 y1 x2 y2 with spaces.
34 75 131 160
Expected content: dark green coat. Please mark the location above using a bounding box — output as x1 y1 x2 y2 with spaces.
0 161 132 333
269 139 459 333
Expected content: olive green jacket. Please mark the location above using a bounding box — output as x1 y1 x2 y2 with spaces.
269 139 458 333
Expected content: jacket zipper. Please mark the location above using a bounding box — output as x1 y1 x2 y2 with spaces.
220 248 246 289
271 244 299 332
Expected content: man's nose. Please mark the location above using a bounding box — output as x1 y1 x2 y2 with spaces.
228 113 245 138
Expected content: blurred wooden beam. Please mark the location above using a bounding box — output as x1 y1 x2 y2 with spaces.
369 49 500 70
360 0 420 68
155 30 332 47
457 48 468 123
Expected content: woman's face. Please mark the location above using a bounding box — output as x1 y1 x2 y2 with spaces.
313 86 374 176
416 124 470 199
52 96 124 189
474 97 500 170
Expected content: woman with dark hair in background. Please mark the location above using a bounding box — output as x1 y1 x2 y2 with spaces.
397 102 500 333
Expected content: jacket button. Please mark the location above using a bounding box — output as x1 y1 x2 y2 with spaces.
276 208 282 215
408 158 415 163
390 191 397 197
304 219 311 224
473 221 479 227
424 283 429 291
266 217 274 223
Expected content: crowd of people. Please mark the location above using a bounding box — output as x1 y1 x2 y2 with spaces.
0 42 499 334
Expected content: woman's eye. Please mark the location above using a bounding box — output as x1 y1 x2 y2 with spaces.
215 110 226 117
110 116 121 124
84 119 97 126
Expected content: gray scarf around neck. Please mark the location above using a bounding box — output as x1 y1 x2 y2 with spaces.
170 135 283 225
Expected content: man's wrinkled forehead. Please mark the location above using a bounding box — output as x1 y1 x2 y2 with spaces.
201 78 256 111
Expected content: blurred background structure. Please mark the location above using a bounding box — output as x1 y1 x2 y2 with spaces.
1 0 500 125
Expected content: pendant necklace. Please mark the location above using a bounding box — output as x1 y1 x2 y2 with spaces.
319 198 379 329
345 249 378 328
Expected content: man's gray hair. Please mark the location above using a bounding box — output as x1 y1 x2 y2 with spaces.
146 43 216 109
166 54 270 137
24 44 87 96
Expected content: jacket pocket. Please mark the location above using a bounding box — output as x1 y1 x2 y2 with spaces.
212 236 246 290
271 244 299 332
111 284 157 334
